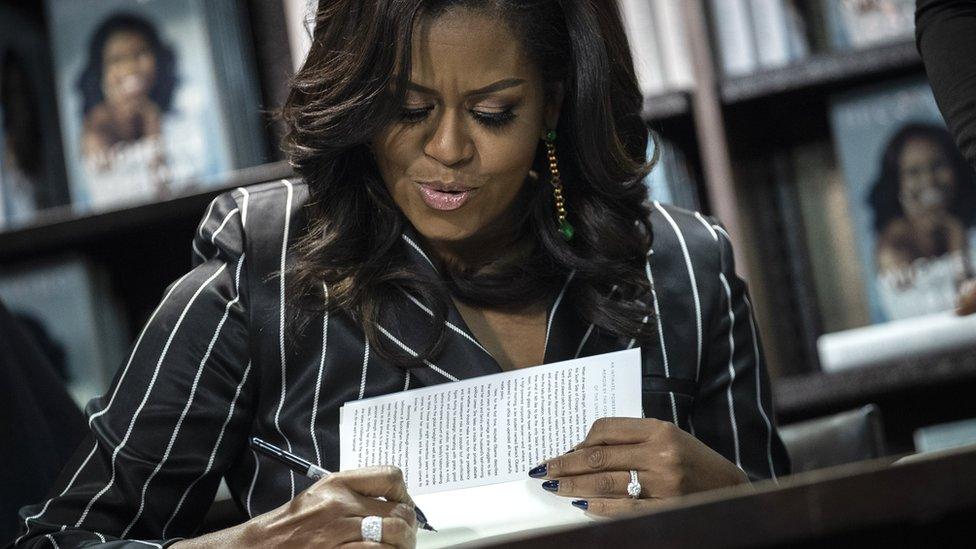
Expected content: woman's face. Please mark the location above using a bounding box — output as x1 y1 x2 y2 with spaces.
101 30 157 106
897 136 957 219
371 8 563 249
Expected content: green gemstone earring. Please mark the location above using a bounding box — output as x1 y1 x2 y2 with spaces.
543 129 574 241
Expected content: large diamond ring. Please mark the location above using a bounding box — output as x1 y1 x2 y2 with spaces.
361 515 383 543
627 470 641 499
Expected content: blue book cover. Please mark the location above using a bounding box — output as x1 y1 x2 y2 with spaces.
829 77 976 324
44 0 263 214
0 255 130 408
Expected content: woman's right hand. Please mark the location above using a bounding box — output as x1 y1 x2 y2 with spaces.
174 465 417 549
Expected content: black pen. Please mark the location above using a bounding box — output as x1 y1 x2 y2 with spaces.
249 437 436 531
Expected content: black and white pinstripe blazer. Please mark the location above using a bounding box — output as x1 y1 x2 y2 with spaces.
15 178 790 548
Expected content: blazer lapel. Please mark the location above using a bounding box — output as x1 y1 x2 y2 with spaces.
377 224 502 388
542 272 631 363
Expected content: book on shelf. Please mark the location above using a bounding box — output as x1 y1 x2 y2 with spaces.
618 0 695 96
820 0 914 51
708 0 810 77
339 348 642 548
0 254 129 408
914 417 976 454
643 132 700 212
44 0 268 216
282 0 317 72
0 5 70 231
813 76 976 371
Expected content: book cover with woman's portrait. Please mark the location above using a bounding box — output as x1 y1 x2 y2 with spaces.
829 77 976 325
45 0 266 213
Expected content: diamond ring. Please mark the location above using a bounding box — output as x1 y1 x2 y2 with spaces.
361 515 383 543
627 470 641 499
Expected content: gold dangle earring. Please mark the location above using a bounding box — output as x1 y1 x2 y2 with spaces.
543 129 574 241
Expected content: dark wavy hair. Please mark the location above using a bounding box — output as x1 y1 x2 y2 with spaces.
868 123 976 233
281 0 658 368
76 12 178 117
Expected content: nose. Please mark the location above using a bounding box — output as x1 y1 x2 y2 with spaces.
423 108 473 167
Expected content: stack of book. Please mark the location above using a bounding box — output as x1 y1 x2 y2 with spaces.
741 76 976 374
709 0 914 77
617 0 695 97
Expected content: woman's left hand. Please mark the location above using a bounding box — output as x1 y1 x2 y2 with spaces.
530 417 749 518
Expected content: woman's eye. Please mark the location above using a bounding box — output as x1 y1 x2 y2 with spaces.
399 107 431 125
398 106 517 128
473 109 517 128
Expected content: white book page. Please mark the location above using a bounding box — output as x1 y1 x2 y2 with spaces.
339 348 642 495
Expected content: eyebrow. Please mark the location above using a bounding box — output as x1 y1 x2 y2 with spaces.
405 77 527 97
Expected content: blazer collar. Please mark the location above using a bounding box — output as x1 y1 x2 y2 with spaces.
387 223 629 388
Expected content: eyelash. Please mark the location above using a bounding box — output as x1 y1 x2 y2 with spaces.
399 106 517 129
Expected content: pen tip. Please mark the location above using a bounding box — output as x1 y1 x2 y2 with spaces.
422 523 437 532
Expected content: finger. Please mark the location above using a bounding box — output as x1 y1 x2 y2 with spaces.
541 443 646 478
542 470 654 499
346 495 417 528
328 466 413 504
339 543 395 549
571 497 670 518
574 417 673 449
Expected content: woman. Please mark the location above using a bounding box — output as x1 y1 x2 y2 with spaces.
868 124 976 299
16 1 789 547
77 13 176 190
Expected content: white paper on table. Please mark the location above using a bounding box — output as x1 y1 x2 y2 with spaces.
339 348 643 546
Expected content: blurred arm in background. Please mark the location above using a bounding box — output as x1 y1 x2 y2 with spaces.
916 0 976 315
917 0 976 173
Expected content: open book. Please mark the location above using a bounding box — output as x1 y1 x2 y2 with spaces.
339 348 643 547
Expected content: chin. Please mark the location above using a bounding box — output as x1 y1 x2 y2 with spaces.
412 216 481 244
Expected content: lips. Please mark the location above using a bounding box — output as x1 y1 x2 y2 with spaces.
415 181 477 211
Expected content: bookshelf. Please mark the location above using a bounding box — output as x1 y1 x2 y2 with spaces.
0 0 971 452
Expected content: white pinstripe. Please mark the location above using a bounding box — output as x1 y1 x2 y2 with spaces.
719 273 743 469
209 208 241 246
236 187 251 228
544 270 576 354
193 197 220 261
654 202 703 381
710 226 776 479
73 265 229 528
694 212 719 241
574 285 618 359
401 234 437 270
745 294 776 480
404 371 411 391
401 291 493 356
162 360 253 537
375 324 459 381
246 450 260 518
96 532 106 543
274 179 296 499
712 224 732 243
311 282 329 466
45 534 59 549
121 254 246 537
645 256 679 425
358 339 370 399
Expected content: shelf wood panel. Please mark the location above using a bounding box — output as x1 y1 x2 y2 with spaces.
0 162 294 263
642 90 691 121
721 41 922 104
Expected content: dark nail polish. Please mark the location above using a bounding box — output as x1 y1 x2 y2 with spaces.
572 500 588 510
528 463 548 478
562 447 577 455
542 480 559 492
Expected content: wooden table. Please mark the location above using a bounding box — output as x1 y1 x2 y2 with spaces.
474 445 976 548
